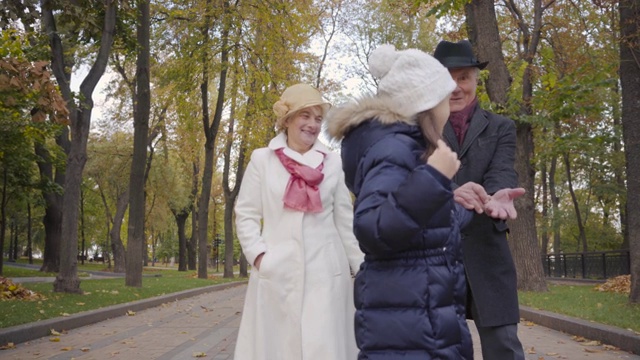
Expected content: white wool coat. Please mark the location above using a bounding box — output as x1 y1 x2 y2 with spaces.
233 132 364 360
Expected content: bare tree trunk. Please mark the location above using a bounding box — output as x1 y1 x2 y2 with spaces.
619 0 640 303
197 0 230 279
549 156 562 277
43 0 116 294
27 200 33 264
0 167 6 275
239 253 248 278
189 162 198 270
540 159 549 255
172 209 189 271
126 0 150 287
98 185 128 273
466 0 547 291
35 136 67 273
613 107 629 250
465 0 510 105
563 152 587 252
80 187 86 265
110 190 128 273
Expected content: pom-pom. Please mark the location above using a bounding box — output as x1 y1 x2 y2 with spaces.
273 100 289 118
368 44 398 79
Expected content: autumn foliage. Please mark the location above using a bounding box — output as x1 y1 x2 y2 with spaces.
0 277 46 301
595 275 631 295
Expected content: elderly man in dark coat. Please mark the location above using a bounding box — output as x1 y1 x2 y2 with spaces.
433 39 526 360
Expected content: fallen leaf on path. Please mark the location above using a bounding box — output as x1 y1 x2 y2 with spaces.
523 321 535 327
582 340 601 346
60 347 72 351
603 344 619 351
0 342 16 350
192 352 207 357
526 346 536 354
545 352 559 355
584 348 602 353
49 337 60 342
80 347 91 352
126 310 136 316
50 329 61 336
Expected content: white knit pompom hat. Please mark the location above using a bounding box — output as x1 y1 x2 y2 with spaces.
369 44 457 118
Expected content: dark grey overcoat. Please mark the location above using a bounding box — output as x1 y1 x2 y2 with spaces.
443 105 520 327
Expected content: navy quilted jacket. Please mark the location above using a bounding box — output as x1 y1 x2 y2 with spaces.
326 96 473 360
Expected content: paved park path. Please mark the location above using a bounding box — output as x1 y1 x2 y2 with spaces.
1 283 639 360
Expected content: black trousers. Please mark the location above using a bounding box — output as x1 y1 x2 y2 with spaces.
475 323 525 360
469 292 525 360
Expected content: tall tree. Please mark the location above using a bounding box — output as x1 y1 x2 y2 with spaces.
126 0 151 287
465 0 548 291
196 0 230 279
619 0 640 302
41 0 117 293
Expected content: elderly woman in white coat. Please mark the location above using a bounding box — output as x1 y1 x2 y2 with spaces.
233 83 364 360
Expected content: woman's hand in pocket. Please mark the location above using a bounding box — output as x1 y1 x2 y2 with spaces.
254 252 265 270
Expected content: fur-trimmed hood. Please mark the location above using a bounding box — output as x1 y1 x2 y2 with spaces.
325 94 417 140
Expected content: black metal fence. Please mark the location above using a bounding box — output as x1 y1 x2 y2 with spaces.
542 250 631 280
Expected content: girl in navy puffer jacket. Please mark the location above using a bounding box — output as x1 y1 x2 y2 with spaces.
326 44 522 360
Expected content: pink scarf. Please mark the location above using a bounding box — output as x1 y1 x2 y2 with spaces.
274 148 324 213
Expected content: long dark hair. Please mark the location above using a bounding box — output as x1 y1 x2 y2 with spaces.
416 109 443 161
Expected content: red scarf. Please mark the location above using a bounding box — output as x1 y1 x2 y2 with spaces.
449 97 478 145
274 148 324 213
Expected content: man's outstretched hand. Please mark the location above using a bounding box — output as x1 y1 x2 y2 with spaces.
484 188 526 220
453 182 490 214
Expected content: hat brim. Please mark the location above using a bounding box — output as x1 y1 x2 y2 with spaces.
280 101 332 121
440 58 488 70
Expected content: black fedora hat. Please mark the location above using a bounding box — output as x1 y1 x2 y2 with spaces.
433 40 488 70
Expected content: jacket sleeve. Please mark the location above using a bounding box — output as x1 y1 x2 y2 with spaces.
332 169 364 274
482 116 518 194
353 138 454 255
234 151 267 266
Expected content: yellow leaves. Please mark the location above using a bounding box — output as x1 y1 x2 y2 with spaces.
126 310 136 316
0 277 47 301
0 342 16 350
50 329 61 336
571 335 605 353
49 337 60 342
192 351 207 357
595 275 631 295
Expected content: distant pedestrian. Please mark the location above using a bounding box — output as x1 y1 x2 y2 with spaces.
233 83 364 360
326 44 524 359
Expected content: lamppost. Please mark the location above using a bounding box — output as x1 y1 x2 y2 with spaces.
214 234 222 273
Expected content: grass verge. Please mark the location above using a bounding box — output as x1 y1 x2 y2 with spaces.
519 283 640 333
0 268 242 329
